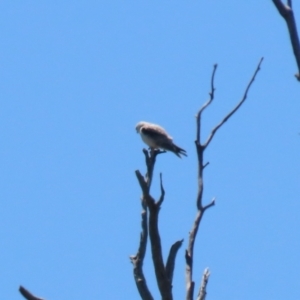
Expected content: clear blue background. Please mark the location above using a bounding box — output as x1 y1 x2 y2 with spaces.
0 1 299 299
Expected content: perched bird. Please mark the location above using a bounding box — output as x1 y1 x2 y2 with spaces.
135 121 187 158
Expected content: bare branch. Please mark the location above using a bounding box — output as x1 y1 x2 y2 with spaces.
185 201 214 300
130 206 154 300
135 170 149 196
195 143 205 210
186 209 204 300
203 198 216 212
135 150 173 300
193 64 218 212
272 0 289 14
196 64 218 144
148 198 173 300
187 59 263 300
143 148 165 190
165 239 184 284
131 149 162 300
19 286 45 300
203 162 209 169
272 0 300 80
156 173 165 207
196 268 210 300
204 57 264 149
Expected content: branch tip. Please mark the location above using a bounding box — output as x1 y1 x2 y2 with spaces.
157 173 165 206
196 64 218 143
204 197 216 211
197 268 211 300
165 239 184 283
203 57 263 149
19 286 44 300
203 162 210 169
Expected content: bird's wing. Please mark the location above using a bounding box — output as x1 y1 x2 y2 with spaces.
141 124 173 141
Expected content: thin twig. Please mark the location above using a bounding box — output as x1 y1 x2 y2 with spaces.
272 0 300 80
204 57 264 149
203 162 209 169
196 64 218 144
203 198 216 211
19 286 45 300
194 64 218 211
196 268 210 300
157 173 165 207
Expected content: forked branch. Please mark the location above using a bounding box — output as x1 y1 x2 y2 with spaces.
204 57 264 149
186 58 263 300
272 0 300 80
130 148 163 300
133 148 177 300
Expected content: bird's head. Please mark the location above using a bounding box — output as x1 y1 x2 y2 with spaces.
135 121 147 133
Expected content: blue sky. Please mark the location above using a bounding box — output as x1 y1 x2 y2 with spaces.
0 1 299 299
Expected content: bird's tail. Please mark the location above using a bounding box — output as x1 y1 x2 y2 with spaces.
173 144 187 158
162 143 187 158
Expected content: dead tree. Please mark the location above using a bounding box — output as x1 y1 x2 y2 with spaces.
272 0 300 81
131 58 263 300
18 59 263 300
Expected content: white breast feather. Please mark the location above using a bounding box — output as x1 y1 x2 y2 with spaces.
140 132 158 148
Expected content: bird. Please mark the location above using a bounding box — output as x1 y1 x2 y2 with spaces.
135 121 187 158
